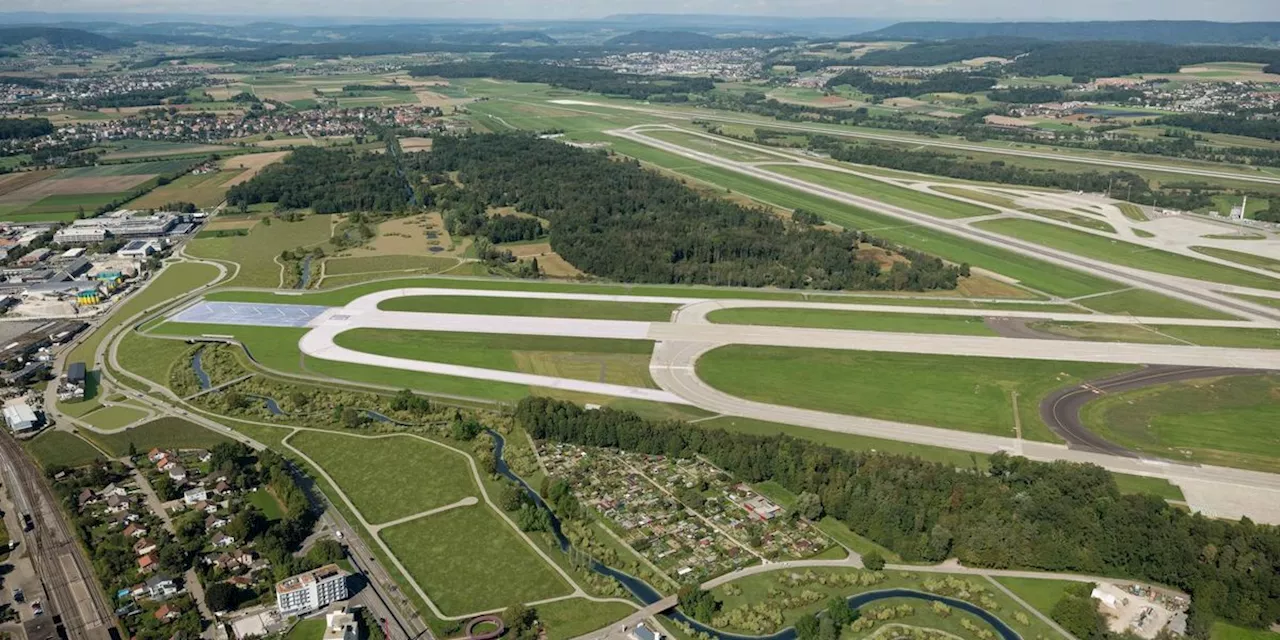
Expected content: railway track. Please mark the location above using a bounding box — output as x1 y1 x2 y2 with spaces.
0 433 116 640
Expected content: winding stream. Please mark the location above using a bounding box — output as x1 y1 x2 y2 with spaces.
191 348 212 390
486 431 1021 640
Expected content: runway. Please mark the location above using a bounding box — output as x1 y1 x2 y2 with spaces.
170 288 1280 523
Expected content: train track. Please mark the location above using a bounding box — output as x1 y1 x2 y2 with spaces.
0 433 115 640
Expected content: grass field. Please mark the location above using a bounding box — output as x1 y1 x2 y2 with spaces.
1032 321 1280 349
993 577 1075 617
115 333 195 387
535 599 637 640
379 504 572 615
84 417 233 457
771 165 999 219
646 129 783 163
1080 373 1280 472
1211 622 1280 640
284 618 325 640
81 405 149 431
379 295 679 321
1190 246 1280 273
128 169 245 209
934 186 1020 209
188 214 331 287
102 140 231 160
1025 209 1117 233
706 307 996 335
23 431 103 469
334 329 658 388
288 432 476 524
698 347 1133 440
1117 203 1148 221
1078 288 1235 320
322 255 458 276
975 219 1280 291
247 488 286 521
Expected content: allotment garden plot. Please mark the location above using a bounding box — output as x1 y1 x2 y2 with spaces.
539 442 834 585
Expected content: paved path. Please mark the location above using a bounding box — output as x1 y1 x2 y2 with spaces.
367 497 479 533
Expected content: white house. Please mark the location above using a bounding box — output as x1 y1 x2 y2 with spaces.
183 488 209 505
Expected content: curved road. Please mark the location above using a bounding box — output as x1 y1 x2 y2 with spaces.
1039 366 1269 457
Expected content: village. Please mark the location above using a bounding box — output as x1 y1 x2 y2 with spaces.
537 442 835 585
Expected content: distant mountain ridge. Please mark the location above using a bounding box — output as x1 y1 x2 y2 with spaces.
0 26 123 49
858 21 1280 45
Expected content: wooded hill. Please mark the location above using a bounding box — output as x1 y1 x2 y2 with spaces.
857 20 1280 45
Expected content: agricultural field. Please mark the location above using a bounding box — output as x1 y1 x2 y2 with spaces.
697 346 1133 439
379 504 572 615
23 431 104 469
287 431 476 524
80 405 150 431
1080 373 1280 472
128 168 247 209
101 140 233 160
332 329 658 388
0 159 200 221
83 417 233 457
976 219 1280 291
379 295 679 321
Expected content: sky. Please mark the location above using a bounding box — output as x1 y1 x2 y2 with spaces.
5 0 1280 21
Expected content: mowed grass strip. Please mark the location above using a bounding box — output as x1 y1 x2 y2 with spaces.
770 165 999 219
697 346 1133 439
976 219 1280 291
1032 321 1280 349
1190 246 1280 273
1079 288 1235 320
334 329 658 388
993 577 1076 617
379 295 679 321
289 432 475 524
706 307 997 335
1080 373 1280 473
323 255 457 276
85 417 233 457
1024 209 1116 233
82 405 149 431
379 504 572 615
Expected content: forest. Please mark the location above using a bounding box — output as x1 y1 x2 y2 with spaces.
824 70 997 99
856 20 1280 45
854 36 1049 67
514 396 1280 634
0 117 53 140
407 61 714 100
1158 114 1280 142
225 146 415 214
73 85 193 109
419 133 963 291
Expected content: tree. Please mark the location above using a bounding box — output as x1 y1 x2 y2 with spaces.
340 407 368 429
499 483 528 512
826 596 858 627
451 418 482 441
863 551 886 571
307 539 345 565
226 509 267 543
796 491 823 520
504 604 539 640
677 585 721 622
794 613 820 640
205 582 240 612
1052 584 1108 640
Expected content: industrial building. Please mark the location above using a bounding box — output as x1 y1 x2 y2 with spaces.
3 403 39 434
275 564 348 617
53 211 179 245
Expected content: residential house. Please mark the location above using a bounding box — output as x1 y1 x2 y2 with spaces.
323 608 358 640
227 575 255 589
147 448 168 463
155 455 175 471
205 514 228 530
105 494 130 513
169 465 187 483
213 480 231 495
154 604 179 621
101 483 127 498
134 538 157 556
211 533 236 548
183 487 208 505
194 449 212 463
77 488 97 509
145 575 179 600
138 553 158 573
123 523 148 539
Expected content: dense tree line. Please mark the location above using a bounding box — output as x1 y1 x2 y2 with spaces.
1158 113 1280 142
858 20 1280 45
1008 41 1280 80
226 146 414 213
987 86 1066 104
515 396 1280 633
824 70 997 98
0 26 123 49
0 75 46 89
407 62 714 101
812 137 1214 210
74 85 193 109
341 83 413 92
420 133 962 290
0 117 53 140
855 37 1049 67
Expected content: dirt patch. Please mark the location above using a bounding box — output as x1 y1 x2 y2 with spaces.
855 244 910 270
883 97 925 108
220 151 288 187
504 241 553 258
415 90 469 108
0 170 56 197
956 274 1037 298
0 174 153 205
526 251 583 278
368 215 429 255
398 137 434 151
814 95 860 108
204 218 260 231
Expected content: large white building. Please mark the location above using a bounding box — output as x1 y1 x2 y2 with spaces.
53 212 178 245
2 403 38 433
276 564 348 617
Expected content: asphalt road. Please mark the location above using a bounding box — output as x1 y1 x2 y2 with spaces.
607 127 1280 323
1038 366 1266 456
